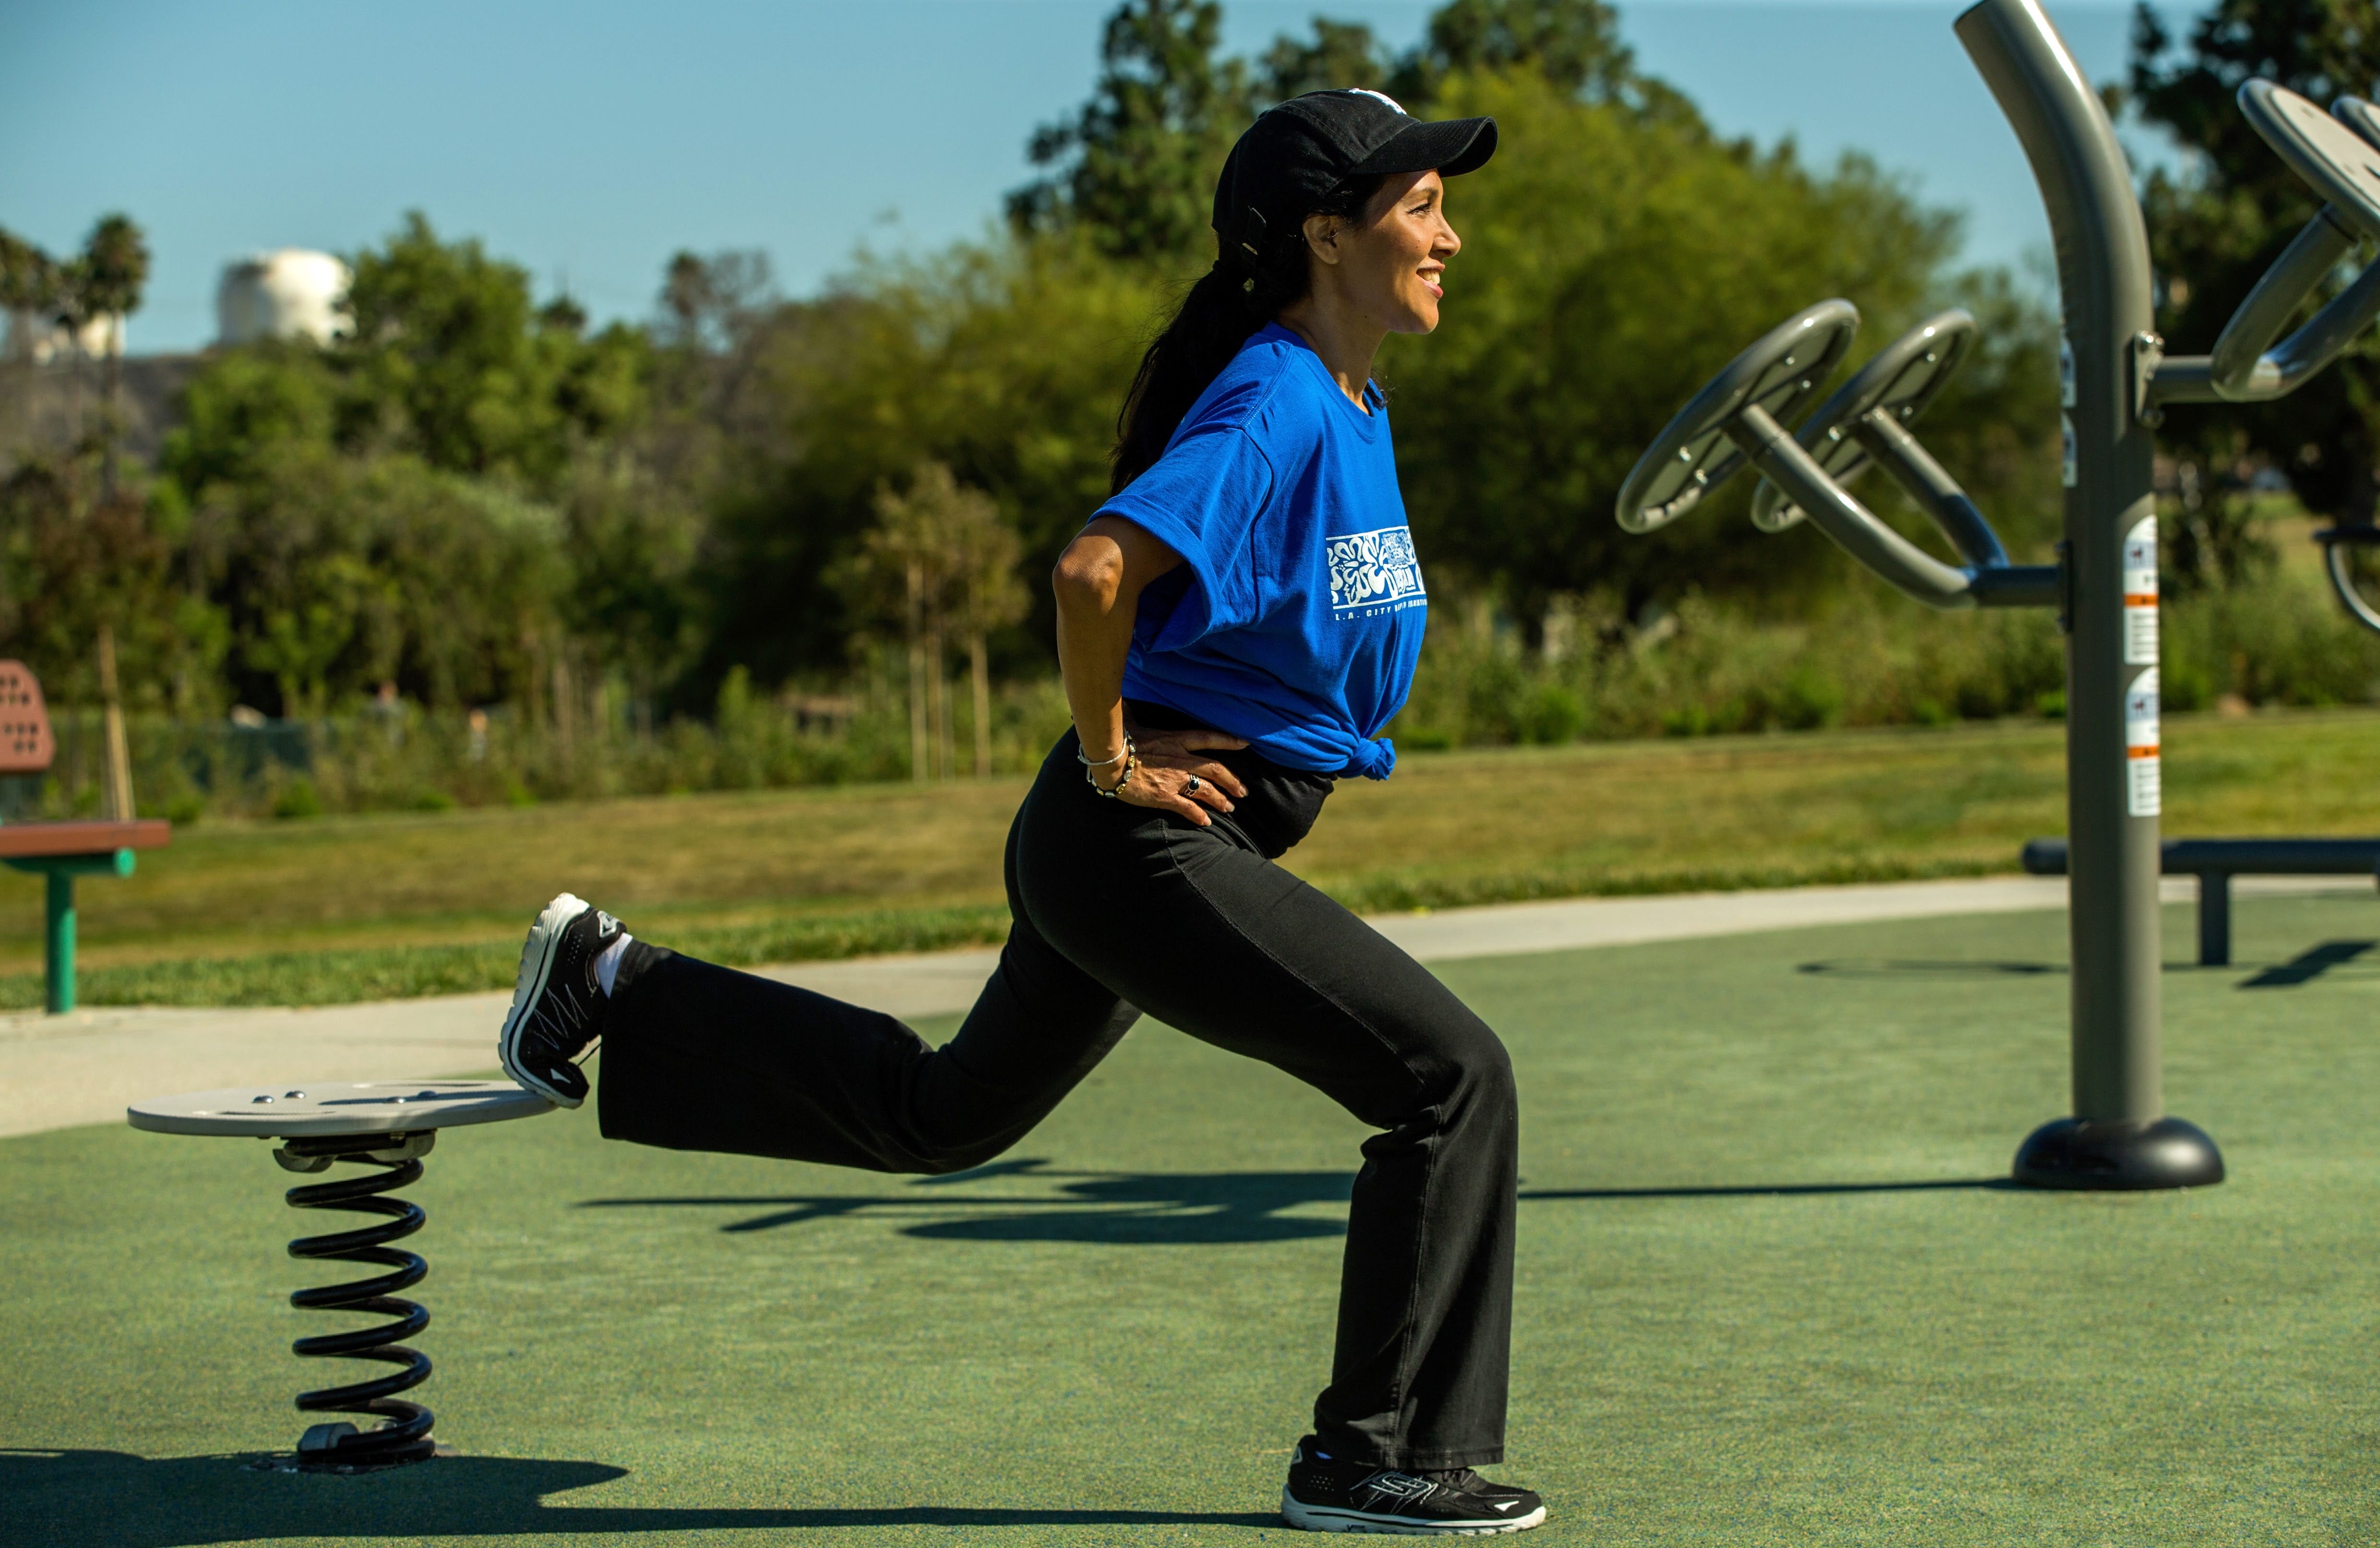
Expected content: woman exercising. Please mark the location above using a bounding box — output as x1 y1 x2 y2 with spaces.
498 88 1540 1536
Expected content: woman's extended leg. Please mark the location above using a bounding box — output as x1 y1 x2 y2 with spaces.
595 822 1140 1174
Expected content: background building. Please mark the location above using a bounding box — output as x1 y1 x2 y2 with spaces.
214 248 350 347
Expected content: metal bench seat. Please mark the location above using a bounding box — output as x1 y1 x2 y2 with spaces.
2021 836 2380 967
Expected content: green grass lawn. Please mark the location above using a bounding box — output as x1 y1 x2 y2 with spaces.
5 707 2379 1008
5 894 2377 1545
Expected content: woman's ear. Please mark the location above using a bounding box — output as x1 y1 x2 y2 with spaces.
1301 212 1345 267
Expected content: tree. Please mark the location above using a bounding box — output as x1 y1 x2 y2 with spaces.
838 463 1028 780
1008 0 1253 260
2127 0 2380 575
1258 19 1391 102
74 214 149 479
341 212 650 491
1388 0 1690 120
942 475 1032 776
158 341 339 496
846 468 952 782
1006 0 1701 262
698 235 1157 689
0 216 154 814
656 249 778 353
1380 68 1971 629
0 448 220 723
154 215 665 721
192 444 562 715
553 448 703 726
0 227 65 342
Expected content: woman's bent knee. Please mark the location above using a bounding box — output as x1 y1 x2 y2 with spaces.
1450 1028 1517 1120
1380 1013 1515 1132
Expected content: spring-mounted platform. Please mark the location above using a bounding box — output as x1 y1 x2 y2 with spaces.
275 1129 439 1469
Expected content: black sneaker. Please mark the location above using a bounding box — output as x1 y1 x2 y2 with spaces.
498 893 622 1108
1282 1438 1545 1535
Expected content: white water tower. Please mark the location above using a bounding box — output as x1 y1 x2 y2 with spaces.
215 249 351 347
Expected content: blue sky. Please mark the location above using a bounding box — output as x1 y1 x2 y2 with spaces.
1 1 2190 353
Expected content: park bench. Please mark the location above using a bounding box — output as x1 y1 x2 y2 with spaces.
2021 837 2380 969
0 660 169 1012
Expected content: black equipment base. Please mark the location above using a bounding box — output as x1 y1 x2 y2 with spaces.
2012 1116 2225 1190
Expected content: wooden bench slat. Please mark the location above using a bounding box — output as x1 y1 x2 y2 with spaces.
0 819 172 859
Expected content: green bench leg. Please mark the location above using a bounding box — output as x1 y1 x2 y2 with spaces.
46 871 73 1015
4 850 137 1016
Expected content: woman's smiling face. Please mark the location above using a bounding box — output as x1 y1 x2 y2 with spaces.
1307 169 1461 336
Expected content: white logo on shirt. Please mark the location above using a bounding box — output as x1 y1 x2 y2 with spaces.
1327 526 1426 616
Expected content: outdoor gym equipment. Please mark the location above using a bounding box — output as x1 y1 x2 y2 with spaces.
2308 99 2380 634
1616 0 2380 1190
128 1081 551 1469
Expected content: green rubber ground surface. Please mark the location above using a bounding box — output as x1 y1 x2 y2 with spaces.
5 896 2377 1547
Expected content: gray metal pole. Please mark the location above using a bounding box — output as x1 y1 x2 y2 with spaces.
1956 0 2220 1187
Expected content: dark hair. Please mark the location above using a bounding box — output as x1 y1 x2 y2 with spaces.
1110 174 1388 493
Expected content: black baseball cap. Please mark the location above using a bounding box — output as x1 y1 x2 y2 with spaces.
1213 89 1497 263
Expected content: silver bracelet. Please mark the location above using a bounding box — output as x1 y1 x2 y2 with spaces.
1088 748 1137 797
1076 735 1134 768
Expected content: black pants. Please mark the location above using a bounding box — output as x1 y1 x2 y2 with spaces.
598 728 1519 1468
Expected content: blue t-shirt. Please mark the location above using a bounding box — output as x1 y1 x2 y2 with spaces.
1096 324 1426 780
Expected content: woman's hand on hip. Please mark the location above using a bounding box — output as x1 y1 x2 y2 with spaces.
1099 727 1249 825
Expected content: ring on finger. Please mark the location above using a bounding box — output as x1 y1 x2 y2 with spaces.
1184 776 1203 795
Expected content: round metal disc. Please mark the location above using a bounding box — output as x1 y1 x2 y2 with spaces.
2239 80 2380 242
1752 309 1976 532
1615 299 1861 534
2337 96 2380 154
128 1080 553 1138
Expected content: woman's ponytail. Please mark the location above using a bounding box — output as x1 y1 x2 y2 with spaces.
1110 175 1386 494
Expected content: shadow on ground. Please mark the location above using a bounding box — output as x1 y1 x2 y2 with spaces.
580 1164 1353 1241
2239 940 2375 987
586 1163 2022 1236
1797 958 2063 979
0 1450 1278 1548
1797 941 2379 987
1520 1178 2011 1200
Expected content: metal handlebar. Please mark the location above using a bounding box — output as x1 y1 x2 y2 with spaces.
1618 300 2058 613
2151 210 2380 404
1723 400 2056 611
1745 308 2057 609
2152 85 2380 408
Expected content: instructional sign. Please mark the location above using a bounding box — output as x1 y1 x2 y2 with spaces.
2122 514 2158 664
2126 667 2161 817
2058 334 2077 487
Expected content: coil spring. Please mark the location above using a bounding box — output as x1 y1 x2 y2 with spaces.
277 1131 438 1468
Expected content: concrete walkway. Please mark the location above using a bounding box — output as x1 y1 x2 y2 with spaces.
8 873 2365 1139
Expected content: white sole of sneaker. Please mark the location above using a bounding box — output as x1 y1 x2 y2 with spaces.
1281 1492 1546 1535
499 892 589 1108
